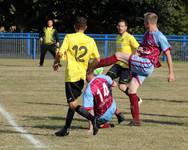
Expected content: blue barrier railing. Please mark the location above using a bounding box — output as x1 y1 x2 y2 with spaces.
0 33 188 61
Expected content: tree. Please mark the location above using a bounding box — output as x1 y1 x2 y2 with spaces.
0 0 188 34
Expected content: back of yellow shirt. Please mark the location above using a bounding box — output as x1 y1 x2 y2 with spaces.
116 32 139 68
59 32 100 82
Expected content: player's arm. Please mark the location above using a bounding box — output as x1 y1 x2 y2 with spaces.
54 29 60 48
53 50 63 71
158 34 175 82
53 35 68 71
130 35 140 54
165 50 175 82
82 86 94 132
53 51 62 71
39 27 45 43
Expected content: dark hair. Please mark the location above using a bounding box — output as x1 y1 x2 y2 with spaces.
74 17 87 29
117 18 128 26
86 67 94 75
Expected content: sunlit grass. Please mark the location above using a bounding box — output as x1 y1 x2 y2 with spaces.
0 59 188 150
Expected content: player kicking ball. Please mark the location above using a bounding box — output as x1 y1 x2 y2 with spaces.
92 12 175 126
83 67 117 132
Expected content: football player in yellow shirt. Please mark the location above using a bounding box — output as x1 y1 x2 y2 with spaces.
39 19 59 66
53 17 100 136
106 19 141 123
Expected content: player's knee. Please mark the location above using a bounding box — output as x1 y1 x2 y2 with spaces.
118 84 127 92
128 78 139 94
69 101 78 110
115 52 122 60
128 87 137 94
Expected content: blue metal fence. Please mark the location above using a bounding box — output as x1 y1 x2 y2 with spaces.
0 33 188 61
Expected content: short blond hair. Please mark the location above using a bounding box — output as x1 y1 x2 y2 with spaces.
144 12 158 24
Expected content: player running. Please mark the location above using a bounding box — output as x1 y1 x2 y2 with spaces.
53 17 100 136
93 12 175 126
83 68 117 132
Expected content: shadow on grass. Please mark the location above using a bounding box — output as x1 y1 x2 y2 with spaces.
140 112 188 119
143 98 188 104
114 96 188 104
0 129 51 136
24 102 67 106
20 115 90 131
32 125 87 130
142 119 187 126
0 64 34 67
120 111 188 119
22 115 88 123
3 123 87 136
119 112 188 126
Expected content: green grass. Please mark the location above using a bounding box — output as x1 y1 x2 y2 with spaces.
0 59 188 150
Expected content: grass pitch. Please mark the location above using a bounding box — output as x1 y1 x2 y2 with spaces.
0 59 188 150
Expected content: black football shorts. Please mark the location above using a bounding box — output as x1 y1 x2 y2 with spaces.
106 64 131 84
65 79 84 103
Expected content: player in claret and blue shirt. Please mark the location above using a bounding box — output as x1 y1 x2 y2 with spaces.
94 12 175 126
83 68 117 131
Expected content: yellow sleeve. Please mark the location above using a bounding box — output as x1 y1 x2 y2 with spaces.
130 35 139 49
59 35 69 60
90 39 100 58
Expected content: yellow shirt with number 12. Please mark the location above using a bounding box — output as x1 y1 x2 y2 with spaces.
59 32 100 82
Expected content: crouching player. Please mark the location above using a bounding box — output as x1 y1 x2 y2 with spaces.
83 68 117 131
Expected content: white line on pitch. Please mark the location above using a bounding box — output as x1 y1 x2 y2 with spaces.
0 104 46 148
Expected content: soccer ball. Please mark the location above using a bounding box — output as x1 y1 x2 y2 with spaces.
94 67 104 75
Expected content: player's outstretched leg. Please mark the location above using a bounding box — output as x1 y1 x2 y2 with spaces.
95 54 118 68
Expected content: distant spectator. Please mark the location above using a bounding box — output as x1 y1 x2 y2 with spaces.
9 25 16 32
0 26 6 32
39 19 59 67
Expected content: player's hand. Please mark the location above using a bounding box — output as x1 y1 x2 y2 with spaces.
168 73 175 82
53 63 59 71
53 61 61 71
137 46 144 53
55 48 60 55
39 37 43 43
56 42 60 48
135 51 140 56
